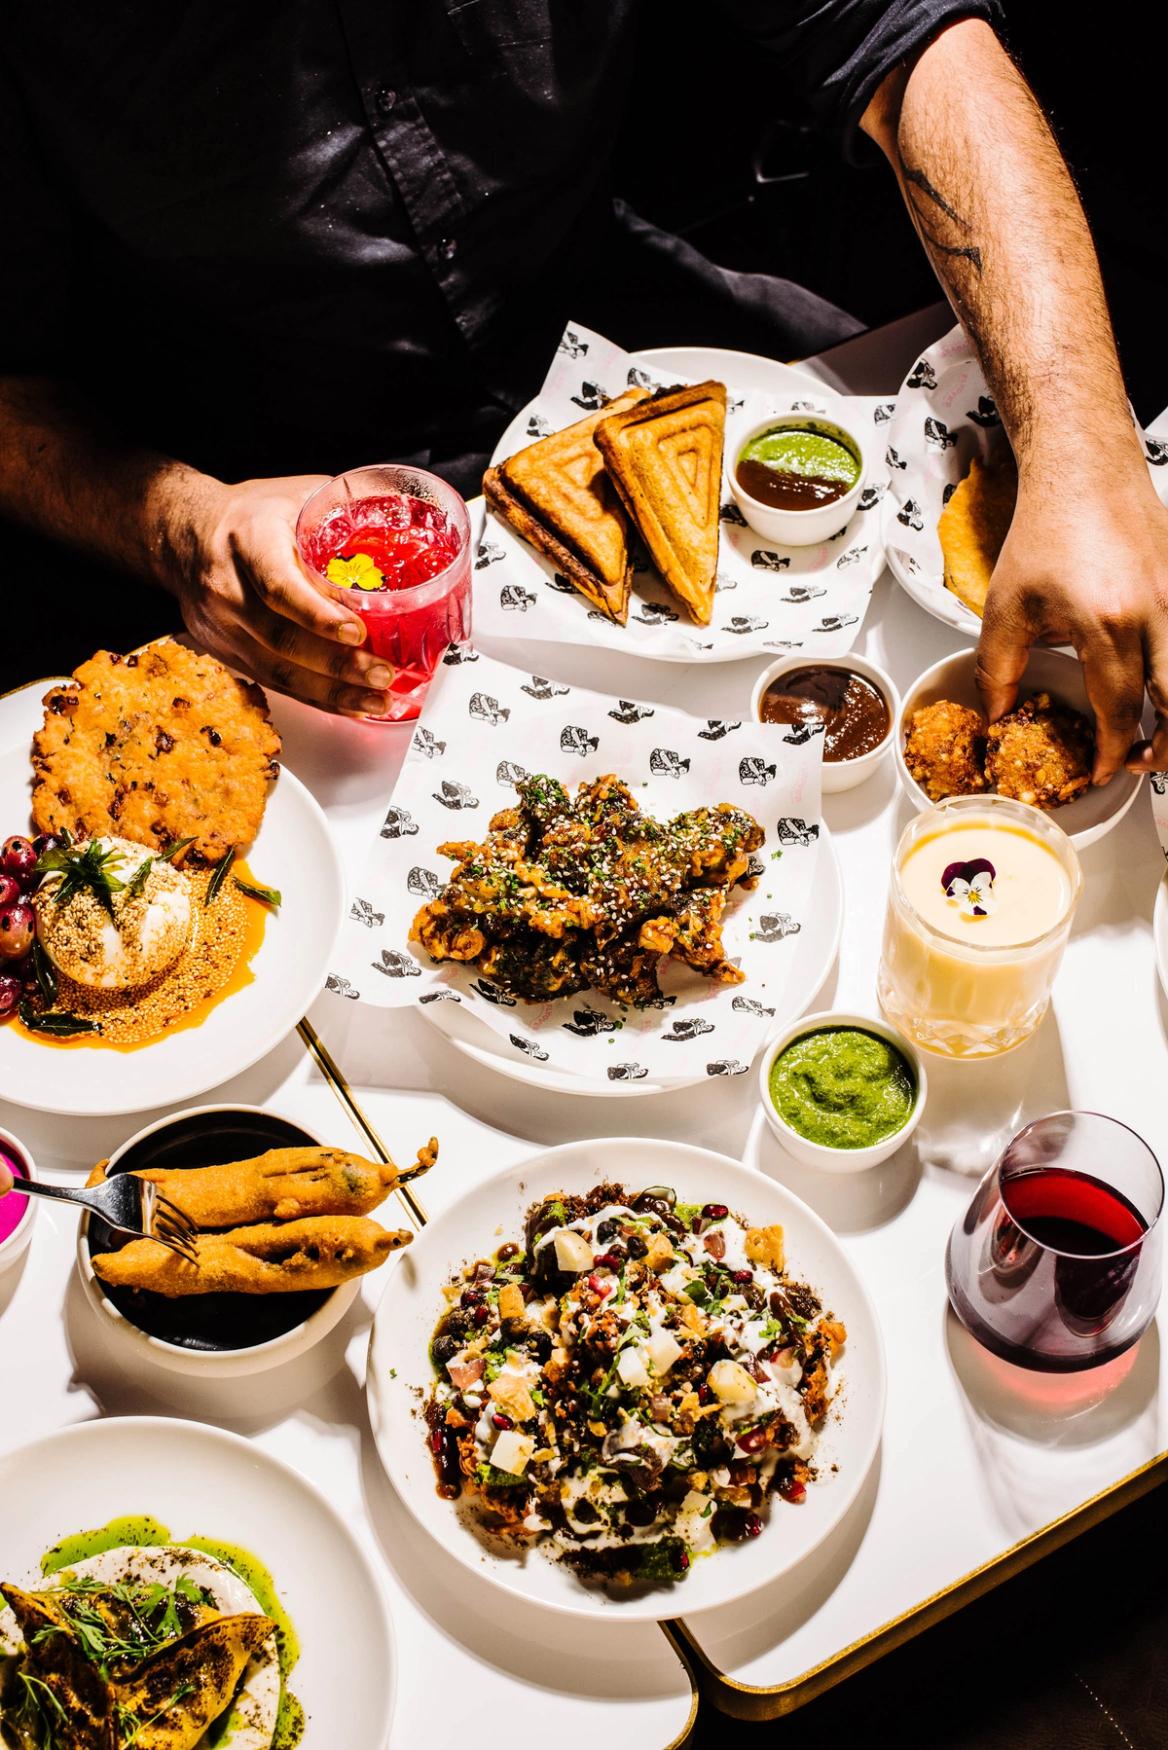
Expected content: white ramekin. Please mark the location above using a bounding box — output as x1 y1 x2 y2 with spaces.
0 1123 37 1274
727 412 867 546
750 653 900 793
758 1010 928 1173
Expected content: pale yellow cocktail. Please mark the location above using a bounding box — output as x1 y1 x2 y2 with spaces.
877 796 1082 1059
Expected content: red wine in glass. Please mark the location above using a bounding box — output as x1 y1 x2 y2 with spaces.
947 1112 1163 1372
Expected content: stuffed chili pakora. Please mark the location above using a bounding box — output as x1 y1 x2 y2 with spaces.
410 774 765 1007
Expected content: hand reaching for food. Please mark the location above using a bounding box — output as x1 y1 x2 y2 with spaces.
166 473 395 717
976 477 1168 783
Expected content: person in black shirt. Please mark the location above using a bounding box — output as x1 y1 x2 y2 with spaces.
1 3 1165 781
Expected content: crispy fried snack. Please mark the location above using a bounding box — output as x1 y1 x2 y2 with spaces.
85 1141 437 1227
903 699 989 801
938 451 1017 618
411 772 763 1006
92 1215 410 1296
31 638 281 867
986 692 1094 808
115 1616 277 1750
594 382 726 625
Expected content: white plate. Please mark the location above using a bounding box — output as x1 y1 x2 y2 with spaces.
0 1417 395 1748
366 1137 885 1622
0 682 345 1116
880 325 1168 637
895 647 1147 850
420 825 843 1096
478 329 888 665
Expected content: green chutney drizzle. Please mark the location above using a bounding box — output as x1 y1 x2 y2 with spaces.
769 1027 915 1148
37 1517 304 1748
740 426 860 485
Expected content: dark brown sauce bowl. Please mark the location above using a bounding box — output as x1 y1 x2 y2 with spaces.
751 654 900 793
78 1104 360 1375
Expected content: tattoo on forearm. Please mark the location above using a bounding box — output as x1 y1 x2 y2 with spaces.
898 154 984 275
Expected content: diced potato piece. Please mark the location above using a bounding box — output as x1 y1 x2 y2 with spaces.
616 1346 651 1389
497 1283 525 1321
745 1225 785 1271
490 1430 535 1475
488 1374 537 1421
679 1300 706 1337
553 1229 594 1273
708 1359 757 1405
644 1327 683 1377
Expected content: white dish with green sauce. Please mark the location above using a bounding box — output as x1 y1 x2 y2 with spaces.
758 1011 927 1173
727 412 867 547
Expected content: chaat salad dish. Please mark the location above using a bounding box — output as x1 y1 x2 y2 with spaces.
424 1180 846 1588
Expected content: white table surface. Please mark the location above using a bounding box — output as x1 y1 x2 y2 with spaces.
4 302 1165 1739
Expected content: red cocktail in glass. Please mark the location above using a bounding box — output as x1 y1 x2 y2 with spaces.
297 464 472 721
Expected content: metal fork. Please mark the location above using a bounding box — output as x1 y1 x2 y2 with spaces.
16 1175 200 1263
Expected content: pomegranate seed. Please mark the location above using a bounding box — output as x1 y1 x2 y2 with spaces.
588 1271 614 1296
492 1412 514 1430
697 1383 712 1405
780 1479 807 1504
460 1288 483 1308
738 1428 767 1454
702 1203 728 1221
744 1513 763 1538
593 1252 620 1270
429 1428 444 1454
472 1304 490 1326
676 1548 690 1571
732 1269 753 1286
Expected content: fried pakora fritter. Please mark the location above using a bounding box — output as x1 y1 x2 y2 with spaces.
410 773 764 1007
986 691 1094 808
903 699 989 801
938 451 1017 618
31 639 281 867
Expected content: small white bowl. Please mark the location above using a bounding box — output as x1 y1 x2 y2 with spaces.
727 411 867 546
759 1011 928 1173
77 1104 361 1378
0 1124 37 1274
751 653 900 793
895 647 1147 851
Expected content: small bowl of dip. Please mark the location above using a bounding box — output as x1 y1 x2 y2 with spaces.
759 1011 927 1172
0 1125 37 1275
728 412 867 546
751 653 900 793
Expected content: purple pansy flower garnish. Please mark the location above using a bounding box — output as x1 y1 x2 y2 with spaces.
941 856 997 918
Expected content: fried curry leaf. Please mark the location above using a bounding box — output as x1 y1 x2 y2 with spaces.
32 941 58 1006
232 875 281 909
18 1001 101 1036
204 848 236 907
35 840 129 918
159 835 196 863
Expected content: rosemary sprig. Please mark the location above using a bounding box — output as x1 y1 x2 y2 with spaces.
233 875 281 909
204 848 235 907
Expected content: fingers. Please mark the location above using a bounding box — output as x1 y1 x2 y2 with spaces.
1074 623 1146 784
233 632 392 718
233 521 367 648
1126 634 1168 772
248 603 393 693
975 585 1035 722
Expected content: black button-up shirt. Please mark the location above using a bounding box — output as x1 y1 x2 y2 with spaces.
0 0 997 494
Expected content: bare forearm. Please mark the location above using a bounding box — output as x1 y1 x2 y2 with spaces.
0 375 213 591
863 20 1145 491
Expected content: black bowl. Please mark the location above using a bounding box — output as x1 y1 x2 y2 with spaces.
87 1107 333 1352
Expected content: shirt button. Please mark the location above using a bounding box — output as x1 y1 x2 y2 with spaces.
376 86 398 115
438 236 458 262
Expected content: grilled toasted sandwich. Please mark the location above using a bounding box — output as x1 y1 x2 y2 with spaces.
593 380 726 625
483 387 650 624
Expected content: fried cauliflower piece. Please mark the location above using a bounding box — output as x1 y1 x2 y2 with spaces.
903 698 989 801
985 692 1094 809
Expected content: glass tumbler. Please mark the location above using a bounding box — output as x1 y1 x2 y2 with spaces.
296 463 472 722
